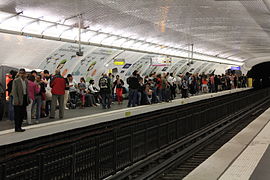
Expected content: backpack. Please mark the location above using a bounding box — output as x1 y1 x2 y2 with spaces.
100 77 108 89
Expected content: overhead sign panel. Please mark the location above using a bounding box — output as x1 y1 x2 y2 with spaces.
151 56 172 66
231 66 241 70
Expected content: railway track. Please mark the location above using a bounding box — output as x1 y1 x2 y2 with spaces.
157 105 267 180
108 95 270 180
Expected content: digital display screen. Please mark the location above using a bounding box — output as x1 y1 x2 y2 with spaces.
231 66 241 70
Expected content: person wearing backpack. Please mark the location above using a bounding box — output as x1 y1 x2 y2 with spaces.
181 79 189 98
99 73 112 109
127 71 140 107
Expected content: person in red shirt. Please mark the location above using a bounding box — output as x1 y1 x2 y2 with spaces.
50 69 66 119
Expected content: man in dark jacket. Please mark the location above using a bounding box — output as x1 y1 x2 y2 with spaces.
11 68 29 132
50 69 66 119
99 73 111 109
127 71 140 107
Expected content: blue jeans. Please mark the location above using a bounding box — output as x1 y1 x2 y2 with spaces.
8 96 14 120
137 92 142 106
128 89 138 107
157 88 162 102
152 87 159 103
101 92 111 108
32 96 42 120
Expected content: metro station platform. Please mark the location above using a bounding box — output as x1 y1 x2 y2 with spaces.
184 105 270 180
0 88 248 146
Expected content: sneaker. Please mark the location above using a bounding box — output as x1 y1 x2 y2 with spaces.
65 107 69 110
15 129 25 132
35 120 39 124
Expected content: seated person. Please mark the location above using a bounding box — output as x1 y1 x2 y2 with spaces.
85 80 99 106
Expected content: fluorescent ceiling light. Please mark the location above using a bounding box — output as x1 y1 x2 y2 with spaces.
23 21 53 34
43 24 69 37
60 28 77 40
0 16 32 31
111 38 127 46
89 33 108 44
81 30 97 41
102 35 118 45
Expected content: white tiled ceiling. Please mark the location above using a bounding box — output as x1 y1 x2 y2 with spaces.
0 0 270 66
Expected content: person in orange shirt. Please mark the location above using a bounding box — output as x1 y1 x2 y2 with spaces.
202 77 208 93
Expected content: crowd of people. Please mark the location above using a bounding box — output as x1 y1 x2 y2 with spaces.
0 68 248 132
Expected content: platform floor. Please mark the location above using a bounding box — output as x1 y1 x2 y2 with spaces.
0 90 233 132
0 100 129 131
0 88 249 146
184 107 270 180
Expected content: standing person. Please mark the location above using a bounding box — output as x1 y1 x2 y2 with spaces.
167 73 176 100
108 73 115 103
175 74 182 95
113 75 124 105
50 69 66 119
137 77 144 106
127 71 140 107
64 76 70 109
43 70 52 116
214 75 219 92
210 74 215 93
201 77 208 93
161 74 170 102
12 68 29 132
7 70 17 121
189 75 196 96
99 73 112 109
0 82 4 120
181 79 189 98
27 75 40 125
156 74 162 102
33 75 45 123
78 77 87 109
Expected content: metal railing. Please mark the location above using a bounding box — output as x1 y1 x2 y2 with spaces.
0 88 269 180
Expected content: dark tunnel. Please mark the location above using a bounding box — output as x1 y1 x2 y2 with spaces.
247 62 270 89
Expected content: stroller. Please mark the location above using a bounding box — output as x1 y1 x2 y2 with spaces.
67 92 81 109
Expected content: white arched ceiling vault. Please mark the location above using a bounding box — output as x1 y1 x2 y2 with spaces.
1 0 270 71
0 32 230 84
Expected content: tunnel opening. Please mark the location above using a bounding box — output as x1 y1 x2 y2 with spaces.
247 62 270 89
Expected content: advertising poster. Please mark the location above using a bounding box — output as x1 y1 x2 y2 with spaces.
125 55 154 77
201 63 215 74
169 60 186 74
72 47 120 82
194 62 207 74
39 43 93 76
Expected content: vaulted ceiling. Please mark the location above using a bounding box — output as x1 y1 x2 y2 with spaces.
1 0 270 69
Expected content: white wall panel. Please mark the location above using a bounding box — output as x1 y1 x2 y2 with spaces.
0 32 62 69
